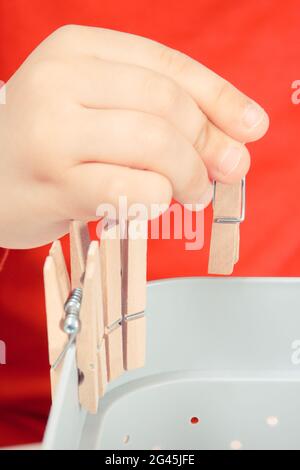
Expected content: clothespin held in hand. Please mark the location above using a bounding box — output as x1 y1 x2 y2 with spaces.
121 219 147 371
208 178 245 275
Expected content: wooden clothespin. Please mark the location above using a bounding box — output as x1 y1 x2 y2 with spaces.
69 221 108 411
44 240 70 397
76 240 107 413
44 222 107 414
44 217 148 413
121 219 148 371
208 178 245 275
100 220 124 381
70 220 90 289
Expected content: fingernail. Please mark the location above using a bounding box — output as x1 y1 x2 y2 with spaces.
219 146 241 175
243 102 264 128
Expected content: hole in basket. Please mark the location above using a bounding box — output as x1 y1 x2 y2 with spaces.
190 416 200 424
123 435 130 444
266 416 279 427
230 440 243 450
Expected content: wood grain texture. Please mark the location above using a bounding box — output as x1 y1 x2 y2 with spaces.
93 240 108 396
100 222 123 381
49 240 70 301
98 341 107 397
213 182 242 218
105 325 124 381
100 222 122 325
208 182 242 275
122 220 147 316
43 241 70 398
208 224 238 275
121 220 147 370
70 221 90 288
123 316 146 371
76 241 99 414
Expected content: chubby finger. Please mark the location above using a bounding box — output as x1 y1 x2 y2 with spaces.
60 163 173 220
54 26 269 143
64 109 212 206
71 56 204 144
65 56 249 184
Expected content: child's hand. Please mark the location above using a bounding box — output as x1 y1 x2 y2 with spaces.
0 26 269 248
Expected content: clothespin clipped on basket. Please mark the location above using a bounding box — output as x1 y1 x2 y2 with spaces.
43 219 148 414
43 240 71 398
121 219 147 371
100 220 123 382
208 178 245 275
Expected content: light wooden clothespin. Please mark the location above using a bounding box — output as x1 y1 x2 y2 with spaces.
100 220 124 381
44 240 70 397
121 219 147 371
44 222 107 414
208 178 245 275
70 221 108 403
70 220 90 289
44 218 148 414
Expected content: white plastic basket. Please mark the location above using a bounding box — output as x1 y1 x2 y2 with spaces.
43 277 300 450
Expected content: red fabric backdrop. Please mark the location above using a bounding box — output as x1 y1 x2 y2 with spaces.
0 0 299 447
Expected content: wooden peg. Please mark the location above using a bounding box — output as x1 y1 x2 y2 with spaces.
93 240 108 398
71 221 107 406
44 217 148 412
100 221 124 381
76 241 105 414
44 240 70 398
121 219 147 371
234 224 240 264
70 221 90 288
208 181 243 275
49 240 70 300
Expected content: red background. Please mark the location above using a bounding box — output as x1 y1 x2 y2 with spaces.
0 0 299 447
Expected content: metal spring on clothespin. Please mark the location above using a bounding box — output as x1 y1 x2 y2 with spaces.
44 219 147 411
63 288 82 335
52 288 83 370
213 177 246 224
